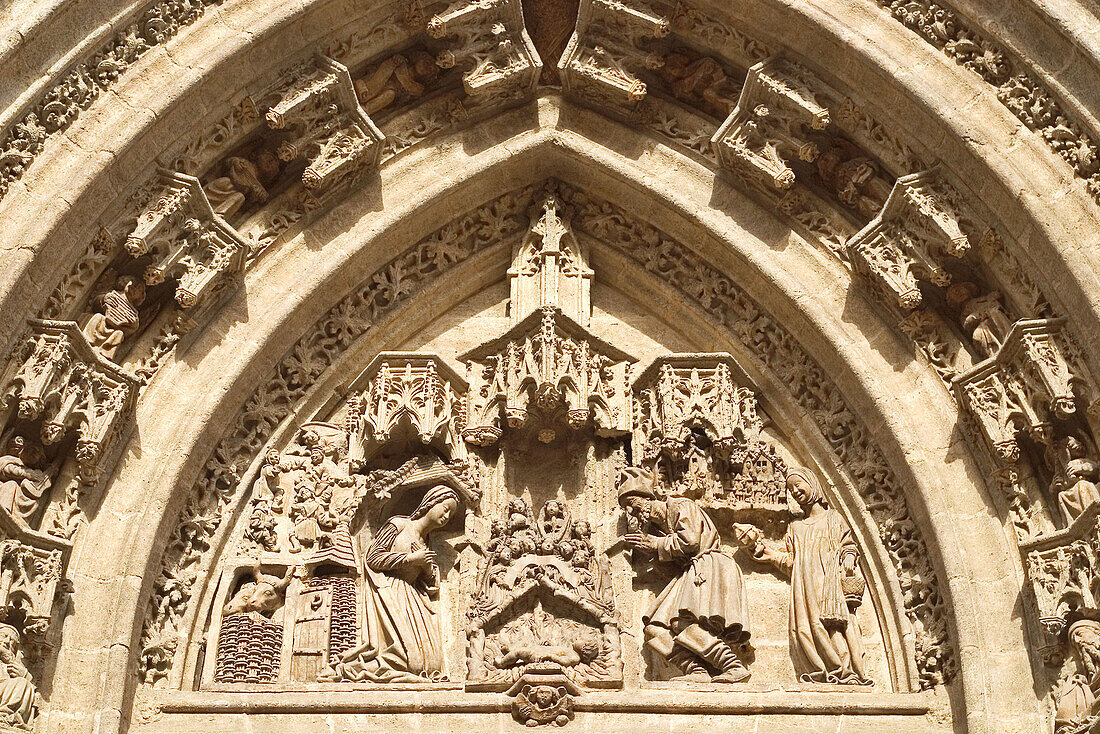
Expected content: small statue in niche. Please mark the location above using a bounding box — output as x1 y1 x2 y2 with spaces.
618 467 752 683
1055 617 1100 733
737 467 872 685
78 274 146 360
0 436 52 526
814 141 893 218
354 52 441 116
1054 436 1100 525
659 48 738 118
0 624 37 730
320 484 462 682
203 155 270 219
946 281 1014 360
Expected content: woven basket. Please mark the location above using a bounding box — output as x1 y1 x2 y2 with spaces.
842 572 866 610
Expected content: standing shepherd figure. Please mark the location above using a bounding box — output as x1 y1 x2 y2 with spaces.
618 467 752 683
743 466 871 685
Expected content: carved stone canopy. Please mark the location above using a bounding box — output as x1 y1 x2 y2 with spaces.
0 505 72 651
344 352 468 467
3 319 138 484
126 169 249 312
847 169 969 310
264 55 385 193
460 305 634 445
509 195 592 326
711 57 831 190
953 318 1077 462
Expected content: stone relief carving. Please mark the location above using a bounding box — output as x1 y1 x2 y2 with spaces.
737 467 872 685
711 57 831 191
2 320 138 488
461 306 633 446
354 51 442 117
558 0 670 116
0 624 38 730
126 169 249 312
657 47 739 118
846 170 970 309
619 467 752 683
466 497 620 690
0 0 228 203
264 55 386 194
138 182 957 695
214 566 293 684
953 318 1078 463
321 484 466 682
428 0 542 112
76 275 147 361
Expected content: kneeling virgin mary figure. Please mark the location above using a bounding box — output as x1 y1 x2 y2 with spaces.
320 484 461 682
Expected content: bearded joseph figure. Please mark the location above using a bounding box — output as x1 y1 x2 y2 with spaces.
618 468 752 683
320 484 461 682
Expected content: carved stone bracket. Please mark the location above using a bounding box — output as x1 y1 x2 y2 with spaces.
0 508 71 654
126 169 249 312
4 320 138 484
265 55 385 192
953 318 1077 462
847 170 969 309
711 57 831 190
558 0 670 116
461 306 634 445
1022 503 1100 656
428 0 541 112
345 352 468 466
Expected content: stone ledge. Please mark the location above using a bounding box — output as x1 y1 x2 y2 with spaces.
156 689 930 715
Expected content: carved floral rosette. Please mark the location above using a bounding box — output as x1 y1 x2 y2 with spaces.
953 318 1078 462
345 352 469 467
3 319 138 484
846 169 969 310
461 306 633 445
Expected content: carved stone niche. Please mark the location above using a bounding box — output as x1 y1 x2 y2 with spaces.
461 305 634 446
125 169 249 313
2 320 138 485
509 195 592 326
711 57 831 190
846 169 970 310
466 497 621 694
953 318 1078 463
632 354 788 514
557 0 670 117
428 0 542 112
344 352 468 468
0 507 72 658
265 55 385 194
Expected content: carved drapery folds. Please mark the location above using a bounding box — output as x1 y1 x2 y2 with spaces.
126 169 249 312
509 195 592 326
428 0 542 112
711 57 831 190
558 0 670 116
847 170 970 309
345 352 468 466
265 55 385 193
953 319 1078 462
461 306 633 445
3 320 137 484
